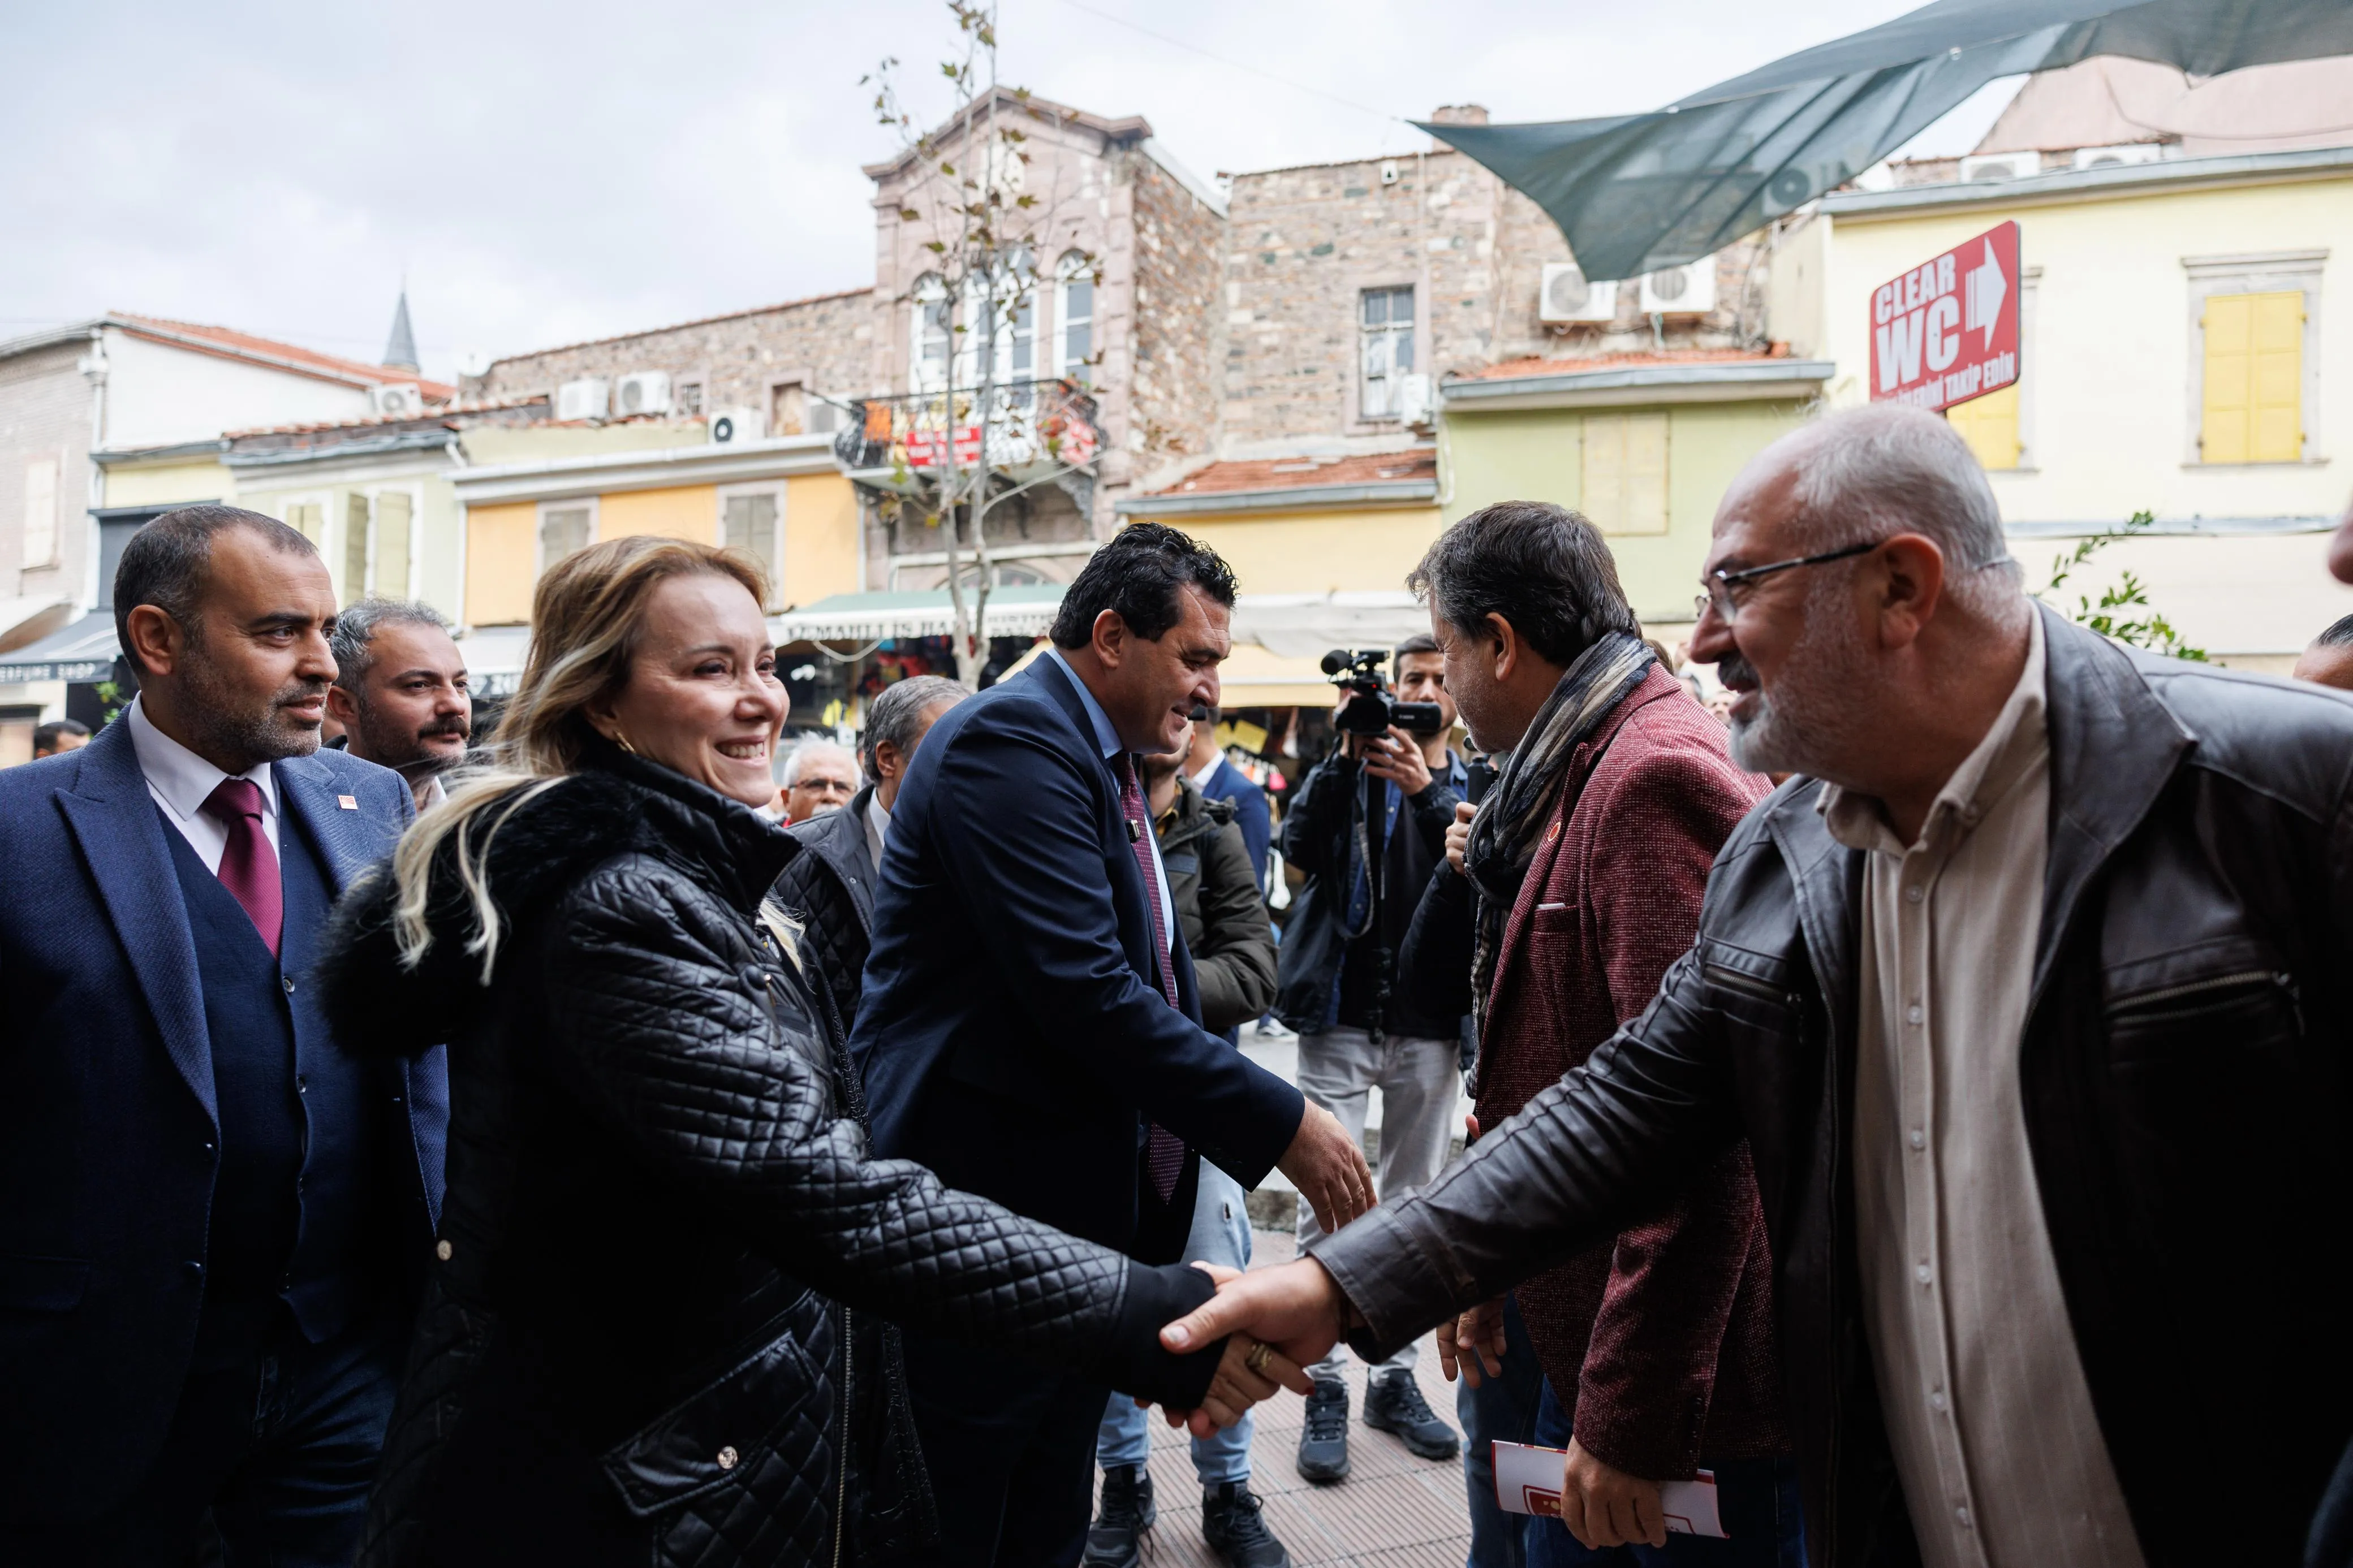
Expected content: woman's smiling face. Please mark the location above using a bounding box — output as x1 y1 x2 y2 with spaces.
592 571 786 806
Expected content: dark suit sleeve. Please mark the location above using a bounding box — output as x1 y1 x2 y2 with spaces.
926 720 1303 1187
1398 859 1475 1025
1279 755 1355 878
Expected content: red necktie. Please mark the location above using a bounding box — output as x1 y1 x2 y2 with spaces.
1116 755 1186 1202
201 777 283 958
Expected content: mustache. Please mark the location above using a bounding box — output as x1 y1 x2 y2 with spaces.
417 716 471 740
1716 651 1760 692
274 677 330 709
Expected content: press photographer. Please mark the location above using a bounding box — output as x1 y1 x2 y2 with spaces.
1272 633 1467 1483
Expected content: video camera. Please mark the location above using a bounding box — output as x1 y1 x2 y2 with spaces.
1321 647 1446 737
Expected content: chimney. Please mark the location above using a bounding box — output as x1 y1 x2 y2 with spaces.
1430 104 1490 126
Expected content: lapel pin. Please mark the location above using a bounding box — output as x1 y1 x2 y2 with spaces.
338 794 359 810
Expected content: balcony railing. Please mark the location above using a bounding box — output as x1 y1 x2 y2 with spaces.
833 378 1101 490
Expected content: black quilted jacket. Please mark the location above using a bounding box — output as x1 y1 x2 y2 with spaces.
770 783 878 1023
319 741 1225 1568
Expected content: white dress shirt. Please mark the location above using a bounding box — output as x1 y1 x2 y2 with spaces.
125 697 281 874
863 792 890 874
1188 751 1223 793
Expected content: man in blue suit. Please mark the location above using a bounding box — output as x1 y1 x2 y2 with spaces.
0 507 446 1565
854 523 1373 1567
1183 704 1272 887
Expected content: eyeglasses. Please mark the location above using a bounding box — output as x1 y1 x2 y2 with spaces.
1693 539 1885 625
1693 540 2020 624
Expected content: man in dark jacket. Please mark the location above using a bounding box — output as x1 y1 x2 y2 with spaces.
1274 633 1467 1480
1088 753 1290 1568
1163 404 2353 1568
770 673 965 1018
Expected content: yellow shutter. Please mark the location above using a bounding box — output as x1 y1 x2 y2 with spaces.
1946 382 2020 470
2204 290 2303 464
343 494 372 603
286 502 323 546
374 491 413 599
1583 412 1669 535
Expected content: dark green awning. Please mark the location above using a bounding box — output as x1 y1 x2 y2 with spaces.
1424 0 2353 280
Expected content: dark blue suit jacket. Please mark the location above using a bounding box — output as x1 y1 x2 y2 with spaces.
1199 755 1272 885
0 715 446 1519
851 656 1303 1254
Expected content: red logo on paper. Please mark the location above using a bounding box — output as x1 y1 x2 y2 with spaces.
1520 1487 1563 1518
1869 220 2020 413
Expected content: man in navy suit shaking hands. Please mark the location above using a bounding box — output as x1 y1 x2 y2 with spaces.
854 524 1373 1567
0 508 446 1565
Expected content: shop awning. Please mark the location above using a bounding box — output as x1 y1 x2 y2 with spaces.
769 584 1068 643
1227 592 1432 660
0 611 120 685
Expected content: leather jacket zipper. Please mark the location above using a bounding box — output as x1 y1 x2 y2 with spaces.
2105 969 2299 1031
833 1304 853 1568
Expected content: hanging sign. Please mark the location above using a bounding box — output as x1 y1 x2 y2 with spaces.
1869 219 2020 411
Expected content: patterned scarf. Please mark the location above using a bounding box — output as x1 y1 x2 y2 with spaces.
1463 631 1655 1058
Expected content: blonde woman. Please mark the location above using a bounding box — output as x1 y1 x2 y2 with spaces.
320 537 1298 1568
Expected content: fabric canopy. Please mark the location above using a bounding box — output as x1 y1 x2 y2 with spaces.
1423 0 2353 280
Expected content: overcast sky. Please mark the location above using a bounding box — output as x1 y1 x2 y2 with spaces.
1 0 2015 384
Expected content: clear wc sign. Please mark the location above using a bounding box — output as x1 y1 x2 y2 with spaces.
1870 219 2020 413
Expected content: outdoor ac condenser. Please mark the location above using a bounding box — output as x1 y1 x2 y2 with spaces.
556 378 610 422
369 383 425 418
708 407 767 444
1539 262 1618 324
614 371 672 417
1639 258 1718 317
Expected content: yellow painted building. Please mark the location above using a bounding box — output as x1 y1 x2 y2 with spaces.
450 433 861 690
1789 144 2353 661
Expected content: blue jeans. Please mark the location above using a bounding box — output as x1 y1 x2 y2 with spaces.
1097 1162 1255 1486
0 1306 404 1566
1459 1294 1546 1568
1525 1381 1807 1568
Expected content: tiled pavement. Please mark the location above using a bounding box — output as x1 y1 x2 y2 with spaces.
1100 1228 1473 1568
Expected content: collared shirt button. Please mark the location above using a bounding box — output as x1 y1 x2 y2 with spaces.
1904 885 1923 904
1909 1128 1925 1150
1906 1003 1924 1025
435 1239 453 1262
1955 1506 1972 1527
1915 1263 1933 1284
716 1445 739 1471
1930 1389 1949 1411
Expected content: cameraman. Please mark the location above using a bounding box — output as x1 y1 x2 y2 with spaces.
1273 632 1466 1483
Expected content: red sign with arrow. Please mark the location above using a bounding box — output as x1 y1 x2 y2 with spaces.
1869 219 2019 412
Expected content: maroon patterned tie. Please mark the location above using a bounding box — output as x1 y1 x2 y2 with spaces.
1115 754 1186 1202
201 777 282 958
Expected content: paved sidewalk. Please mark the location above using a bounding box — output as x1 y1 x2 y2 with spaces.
1102 1228 1474 1567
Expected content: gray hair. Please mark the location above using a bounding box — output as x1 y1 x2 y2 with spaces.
861 676 967 777
780 735 857 789
1785 403 2022 619
331 596 454 690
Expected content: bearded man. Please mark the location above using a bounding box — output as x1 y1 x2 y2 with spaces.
325 597 473 811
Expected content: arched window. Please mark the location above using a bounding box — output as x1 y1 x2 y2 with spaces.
911 274 950 394
1055 252 1094 385
958 248 1036 395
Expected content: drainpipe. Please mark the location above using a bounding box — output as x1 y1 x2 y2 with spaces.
77 327 110 611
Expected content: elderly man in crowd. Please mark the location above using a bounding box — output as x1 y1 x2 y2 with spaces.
781 735 860 822
2292 612 2353 691
770 674 967 1019
324 597 472 811
1165 403 2353 1568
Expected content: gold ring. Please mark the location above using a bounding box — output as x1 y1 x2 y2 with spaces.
1244 1340 1275 1376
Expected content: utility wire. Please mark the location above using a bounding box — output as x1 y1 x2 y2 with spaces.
1041 0 1406 127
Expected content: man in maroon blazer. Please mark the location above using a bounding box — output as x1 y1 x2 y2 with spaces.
1397 500 1798 1566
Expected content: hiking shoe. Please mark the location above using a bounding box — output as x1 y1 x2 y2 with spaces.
1083 1463 1155 1568
1296 1376 1351 1483
1363 1367 1460 1461
1201 1480 1292 1567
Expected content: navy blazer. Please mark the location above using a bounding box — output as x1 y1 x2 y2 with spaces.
0 716 446 1520
1199 755 1272 885
851 656 1303 1254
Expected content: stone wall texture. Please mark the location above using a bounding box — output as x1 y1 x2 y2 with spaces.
1124 150 1225 480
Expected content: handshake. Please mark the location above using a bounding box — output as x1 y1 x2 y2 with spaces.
1149 1256 1357 1437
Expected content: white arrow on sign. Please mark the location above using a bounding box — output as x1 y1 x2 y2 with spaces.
1963 239 2007 351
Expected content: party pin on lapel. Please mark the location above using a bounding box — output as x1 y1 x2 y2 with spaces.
338 794 359 810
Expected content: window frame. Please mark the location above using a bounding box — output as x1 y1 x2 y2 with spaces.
365 482 424 601
2182 249 2326 467
1357 283 1419 424
534 495 600 577
716 481 787 610
911 274 951 395
1054 251 1096 385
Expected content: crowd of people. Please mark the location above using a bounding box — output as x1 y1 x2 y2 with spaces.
5 400 2353 1568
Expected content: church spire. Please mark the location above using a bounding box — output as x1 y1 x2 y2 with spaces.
382 288 420 373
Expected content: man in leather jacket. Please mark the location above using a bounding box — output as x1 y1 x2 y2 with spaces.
1163 404 2353 1568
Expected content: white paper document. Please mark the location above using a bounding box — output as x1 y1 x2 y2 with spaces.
1491 1441 1727 1539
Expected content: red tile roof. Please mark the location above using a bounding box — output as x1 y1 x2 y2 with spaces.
1152 449 1437 496
223 394 548 440
1449 344 1793 383
115 313 456 399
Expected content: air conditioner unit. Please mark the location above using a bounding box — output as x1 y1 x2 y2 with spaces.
1396 373 1436 429
2073 142 2165 170
369 382 425 418
708 407 767 444
555 378 610 422
614 370 672 417
1639 258 1718 317
1539 262 1618 324
1959 153 2028 184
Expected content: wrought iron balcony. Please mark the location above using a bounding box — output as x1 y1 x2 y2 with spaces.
833 378 1101 493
